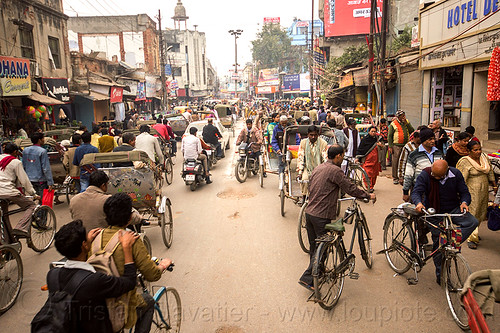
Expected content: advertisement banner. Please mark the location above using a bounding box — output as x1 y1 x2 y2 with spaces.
257 68 279 86
300 73 311 92
324 0 383 37
264 17 280 24
145 75 161 98
283 74 300 92
41 78 70 102
256 86 277 94
136 82 146 101
110 87 123 103
0 56 31 97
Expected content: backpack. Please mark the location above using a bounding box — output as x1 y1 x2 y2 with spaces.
86 230 130 333
31 269 92 333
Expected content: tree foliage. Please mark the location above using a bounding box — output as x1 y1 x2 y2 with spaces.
390 26 412 54
251 24 306 73
330 45 368 71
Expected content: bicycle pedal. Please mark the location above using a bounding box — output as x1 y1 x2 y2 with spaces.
349 272 360 280
407 278 418 285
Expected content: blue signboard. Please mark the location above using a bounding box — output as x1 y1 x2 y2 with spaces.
283 74 300 92
165 64 172 76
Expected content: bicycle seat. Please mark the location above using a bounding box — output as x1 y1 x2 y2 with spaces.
325 218 345 232
402 204 421 216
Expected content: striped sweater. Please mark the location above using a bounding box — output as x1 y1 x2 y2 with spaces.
388 119 414 147
402 146 444 195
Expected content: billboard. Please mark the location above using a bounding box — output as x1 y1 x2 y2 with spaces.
0 56 31 97
283 74 300 92
300 73 311 92
264 17 280 24
324 0 383 37
42 78 70 102
257 68 279 87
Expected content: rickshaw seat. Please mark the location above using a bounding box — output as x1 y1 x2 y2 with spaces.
325 218 345 232
288 145 299 159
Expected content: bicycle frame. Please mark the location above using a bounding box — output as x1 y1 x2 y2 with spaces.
136 274 171 330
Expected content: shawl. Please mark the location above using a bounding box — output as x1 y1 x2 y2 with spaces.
305 139 323 174
463 153 491 174
0 155 16 171
357 134 378 157
452 142 469 156
423 167 440 212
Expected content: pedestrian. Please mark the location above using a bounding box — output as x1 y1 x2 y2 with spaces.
397 130 421 185
98 128 117 153
445 132 470 168
388 110 414 184
356 126 382 192
90 126 100 148
465 126 480 143
378 118 389 170
456 140 496 249
343 118 360 158
298 145 375 290
21 132 54 198
73 131 99 193
430 120 448 153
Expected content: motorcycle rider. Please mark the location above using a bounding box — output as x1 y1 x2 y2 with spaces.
202 118 223 159
181 127 212 184
236 119 263 159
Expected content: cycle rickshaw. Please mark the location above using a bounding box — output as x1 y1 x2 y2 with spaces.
79 151 174 249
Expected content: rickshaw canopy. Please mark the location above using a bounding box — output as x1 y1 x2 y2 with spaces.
79 151 151 166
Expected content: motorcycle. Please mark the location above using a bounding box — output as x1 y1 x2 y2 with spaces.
182 158 206 191
235 142 263 183
206 144 217 169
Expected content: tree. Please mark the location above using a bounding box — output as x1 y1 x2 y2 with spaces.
320 45 368 87
251 24 306 73
390 26 412 55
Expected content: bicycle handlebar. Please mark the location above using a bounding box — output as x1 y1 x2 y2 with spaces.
338 197 370 203
421 208 467 218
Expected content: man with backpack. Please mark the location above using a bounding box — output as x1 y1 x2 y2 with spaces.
98 193 172 332
32 220 139 332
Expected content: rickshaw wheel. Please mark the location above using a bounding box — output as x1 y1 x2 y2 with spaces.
165 159 174 185
161 201 174 248
280 189 285 217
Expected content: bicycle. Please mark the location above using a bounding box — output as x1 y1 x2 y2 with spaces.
343 156 370 193
64 175 80 204
380 205 471 329
0 197 57 253
310 197 372 310
0 244 23 314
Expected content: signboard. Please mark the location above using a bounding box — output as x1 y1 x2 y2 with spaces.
136 82 146 101
283 74 300 92
145 75 161 98
165 64 172 76
300 73 311 92
256 86 277 94
257 68 279 86
324 0 383 37
0 56 30 97
296 21 310 28
231 73 240 80
263 17 280 24
110 86 123 103
41 78 70 102
339 72 354 88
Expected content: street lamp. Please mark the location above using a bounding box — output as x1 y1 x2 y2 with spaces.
228 29 243 99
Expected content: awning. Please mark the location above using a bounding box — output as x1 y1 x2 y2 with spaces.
72 91 110 101
28 91 65 105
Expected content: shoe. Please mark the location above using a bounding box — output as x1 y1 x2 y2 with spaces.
263 173 267 178
467 242 477 249
298 280 314 292
206 177 212 184
141 219 151 226
393 179 399 184
12 229 29 238
436 275 441 286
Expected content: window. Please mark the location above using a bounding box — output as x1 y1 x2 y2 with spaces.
48 36 61 69
167 43 180 53
20 29 34 60
172 67 182 77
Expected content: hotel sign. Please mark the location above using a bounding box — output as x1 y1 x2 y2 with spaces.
0 56 31 97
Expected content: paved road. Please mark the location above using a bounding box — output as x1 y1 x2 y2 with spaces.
2 122 500 332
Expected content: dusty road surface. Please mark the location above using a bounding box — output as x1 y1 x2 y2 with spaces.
1 121 500 333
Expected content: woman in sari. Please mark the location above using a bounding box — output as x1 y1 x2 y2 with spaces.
357 126 382 192
445 132 470 167
456 140 497 249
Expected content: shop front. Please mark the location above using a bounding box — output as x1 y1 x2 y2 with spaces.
419 0 500 143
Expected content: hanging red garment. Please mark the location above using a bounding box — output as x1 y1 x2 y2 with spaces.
487 47 500 101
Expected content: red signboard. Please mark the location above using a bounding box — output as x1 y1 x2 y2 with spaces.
110 86 123 103
324 0 383 37
263 17 280 24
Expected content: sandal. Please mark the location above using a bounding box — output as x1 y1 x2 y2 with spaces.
467 242 477 250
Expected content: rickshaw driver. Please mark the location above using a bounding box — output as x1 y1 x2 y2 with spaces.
135 125 164 167
271 115 300 174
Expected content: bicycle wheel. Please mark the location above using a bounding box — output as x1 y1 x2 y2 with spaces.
312 240 345 310
0 245 23 314
161 201 173 249
143 234 152 257
28 205 56 253
442 253 471 330
382 214 415 274
358 213 373 269
350 165 370 192
65 179 80 204
259 165 264 188
297 202 309 254
164 159 174 185
153 286 182 333
280 189 285 217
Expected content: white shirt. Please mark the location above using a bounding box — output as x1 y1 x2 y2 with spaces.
64 259 96 273
0 154 36 197
135 132 164 164
181 134 202 160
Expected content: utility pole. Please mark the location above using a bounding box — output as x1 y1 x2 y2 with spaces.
368 0 376 115
157 9 167 112
380 0 389 116
229 29 243 99
309 0 314 100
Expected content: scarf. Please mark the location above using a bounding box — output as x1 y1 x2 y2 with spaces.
452 142 469 156
0 155 16 171
423 167 440 212
357 134 378 156
305 139 323 174
464 153 491 174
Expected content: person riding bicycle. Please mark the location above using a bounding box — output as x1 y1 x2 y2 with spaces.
298 145 375 291
236 118 263 158
411 159 478 285
135 125 164 167
0 143 39 238
97 193 173 333
271 115 300 174
32 220 139 332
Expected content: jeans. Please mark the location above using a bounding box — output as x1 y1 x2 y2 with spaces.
169 139 177 154
428 207 478 279
80 177 90 193
31 181 48 198
135 293 155 333
300 213 330 286
278 155 286 174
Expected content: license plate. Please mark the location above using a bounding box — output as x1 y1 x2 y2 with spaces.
206 150 212 155
186 174 195 181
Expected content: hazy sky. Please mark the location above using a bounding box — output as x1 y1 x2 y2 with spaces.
62 0 317 77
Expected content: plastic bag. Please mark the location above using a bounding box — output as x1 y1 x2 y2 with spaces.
487 206 500 231
42 189 54 208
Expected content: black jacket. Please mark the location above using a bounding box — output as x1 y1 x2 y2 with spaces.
112 144 134 167
202 124 222 145
46 263 137 333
